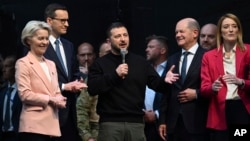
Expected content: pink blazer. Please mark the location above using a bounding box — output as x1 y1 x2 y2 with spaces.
15 52 62 136
200 44 250 130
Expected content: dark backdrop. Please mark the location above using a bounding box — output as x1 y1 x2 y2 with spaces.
1 0 250 58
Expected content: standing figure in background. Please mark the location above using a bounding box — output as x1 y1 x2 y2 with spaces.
99 41 111 57
16 20 66 141
199 23 217 50
43 3 87 141
159 18 209 141
76 42 99 141
0 55 21 141
144 35 168 141
200 13 250 141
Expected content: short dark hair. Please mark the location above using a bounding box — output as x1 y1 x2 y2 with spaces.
44 3 67 20
145 35 168 49
106 22 126 38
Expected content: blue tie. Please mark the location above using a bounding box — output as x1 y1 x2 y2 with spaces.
55 39 67 75
181 52 189 84
4 87 13 131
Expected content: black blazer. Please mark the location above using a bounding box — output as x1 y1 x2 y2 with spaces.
0 84 22 135
44 37 79 127
159 46 209 134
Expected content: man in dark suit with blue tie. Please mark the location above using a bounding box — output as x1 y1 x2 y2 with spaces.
44 3 87 141
159 18 209 141
144 35 168 141
0 55 22 141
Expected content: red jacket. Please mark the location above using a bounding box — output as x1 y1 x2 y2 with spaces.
200 44 250 130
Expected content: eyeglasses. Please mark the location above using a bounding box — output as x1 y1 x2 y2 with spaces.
51 17 69 24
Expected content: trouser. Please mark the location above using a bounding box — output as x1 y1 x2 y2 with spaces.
98 122 146 141
168 115 209 141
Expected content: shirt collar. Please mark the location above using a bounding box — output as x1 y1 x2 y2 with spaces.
181 43 199 55
8 82 17 89
49 35 61 45
156 60 167 73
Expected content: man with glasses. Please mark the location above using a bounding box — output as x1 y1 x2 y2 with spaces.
44 3 85 141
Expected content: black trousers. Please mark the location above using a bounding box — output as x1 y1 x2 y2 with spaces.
168 115 209 141
19 132 57 141
210 100 250 141
144 122 164 141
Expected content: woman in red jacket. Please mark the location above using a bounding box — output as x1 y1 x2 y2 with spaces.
200 13 250 141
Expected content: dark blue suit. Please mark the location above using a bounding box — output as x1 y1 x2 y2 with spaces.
0 83 22 141
159 46 209 141
44 37 80 141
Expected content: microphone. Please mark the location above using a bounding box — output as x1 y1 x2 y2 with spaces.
120 48 127 64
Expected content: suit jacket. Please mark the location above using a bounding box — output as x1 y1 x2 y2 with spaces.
200 44 250 130
15 52 61 136
0 83 22 136
44 37 79 127
160 46 209 134
153 67 167 112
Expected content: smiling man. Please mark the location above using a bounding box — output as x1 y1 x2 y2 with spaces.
87 22 168 141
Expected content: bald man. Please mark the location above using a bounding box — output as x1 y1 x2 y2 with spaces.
99 42 111 57
199 23 217 50
76 42 99 141
77 42 96 74
159 18 209 141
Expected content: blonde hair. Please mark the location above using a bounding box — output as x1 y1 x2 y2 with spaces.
216 13 245 51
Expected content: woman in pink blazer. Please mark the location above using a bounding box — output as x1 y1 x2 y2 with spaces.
201 13 250 141
15 20 66 141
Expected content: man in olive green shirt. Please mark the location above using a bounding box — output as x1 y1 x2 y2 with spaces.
76 42 99 141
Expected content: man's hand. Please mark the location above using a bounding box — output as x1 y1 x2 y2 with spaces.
64 80 88 92
116 63 128 79
159 124 167 141
178 88 197 103
143 109 156 122
164 65 179 84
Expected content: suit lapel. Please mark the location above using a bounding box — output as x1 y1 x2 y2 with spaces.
185 46 203 81
173 52 182 89
61 39 71 77
11 91 20 112
47 43 68 79
27 52 53 94
215 47 225 76
235 47 244 75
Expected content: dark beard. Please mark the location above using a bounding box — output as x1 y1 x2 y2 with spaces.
111 45 121 55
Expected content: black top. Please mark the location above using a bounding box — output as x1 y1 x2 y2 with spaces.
88 52 167 123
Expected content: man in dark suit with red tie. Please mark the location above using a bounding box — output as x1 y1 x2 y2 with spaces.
43 3 86 141
159 18 209 141
0 55 22 141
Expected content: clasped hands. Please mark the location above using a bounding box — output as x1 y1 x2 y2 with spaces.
212 72 244 92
